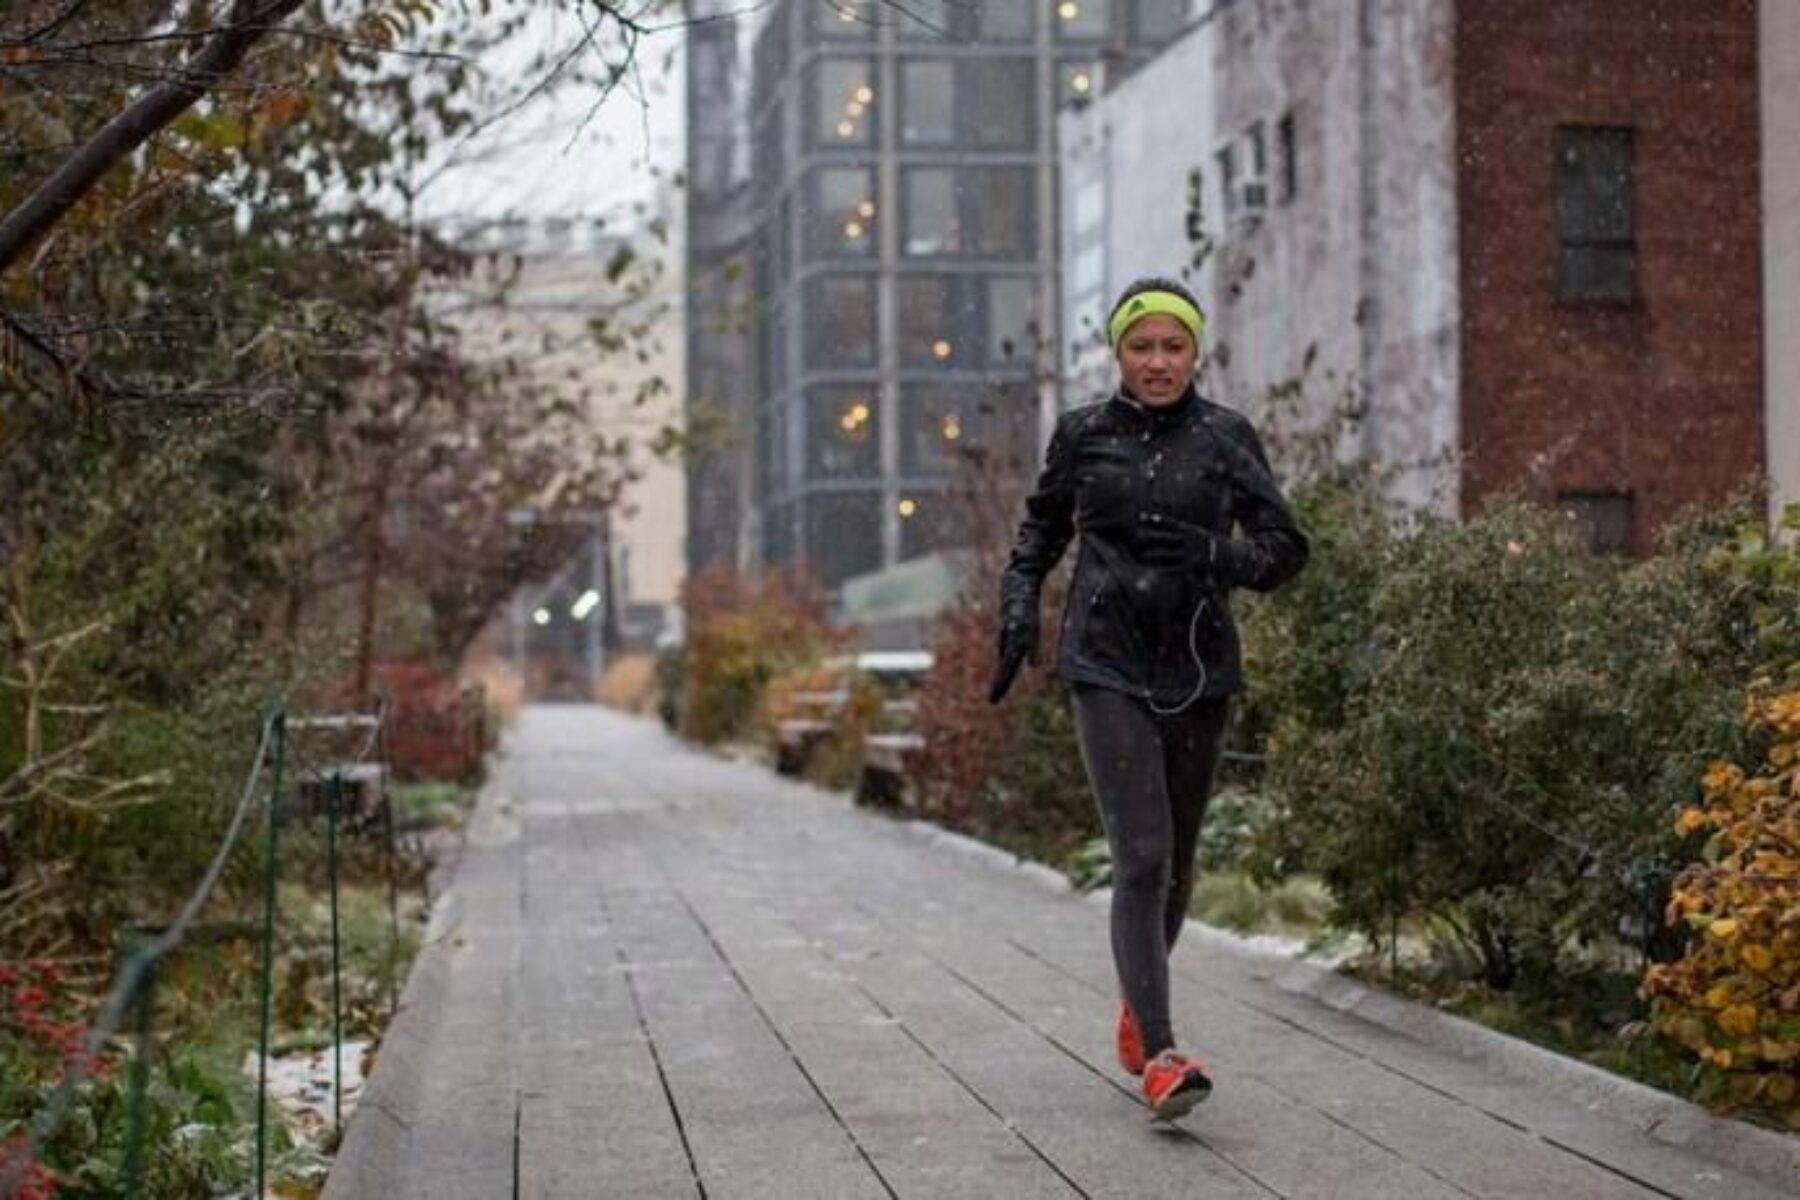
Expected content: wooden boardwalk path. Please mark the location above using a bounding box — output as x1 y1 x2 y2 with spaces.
325 706 1799 1199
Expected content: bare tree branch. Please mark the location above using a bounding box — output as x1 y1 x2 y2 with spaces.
0 0 308 277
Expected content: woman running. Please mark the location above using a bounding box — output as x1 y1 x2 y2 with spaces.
988 276 1309 1120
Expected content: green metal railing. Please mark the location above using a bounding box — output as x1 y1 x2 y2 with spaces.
2 694 399 1199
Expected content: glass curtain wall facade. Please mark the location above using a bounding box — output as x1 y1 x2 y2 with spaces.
730 0 1187 588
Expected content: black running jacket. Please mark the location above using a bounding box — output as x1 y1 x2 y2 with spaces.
999 386 1309 705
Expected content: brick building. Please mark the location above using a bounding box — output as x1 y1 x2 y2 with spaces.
1062 0 1767 552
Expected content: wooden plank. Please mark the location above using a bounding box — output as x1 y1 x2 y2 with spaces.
657 846 1086 1200
597 858 890 1200
515 806 698 1199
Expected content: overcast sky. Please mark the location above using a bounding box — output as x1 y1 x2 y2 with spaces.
413 5 688 229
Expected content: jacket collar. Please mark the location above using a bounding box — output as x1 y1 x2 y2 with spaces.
1108 382 1199 430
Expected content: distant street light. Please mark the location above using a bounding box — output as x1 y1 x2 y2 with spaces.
571 589 600 620
533 607 552 626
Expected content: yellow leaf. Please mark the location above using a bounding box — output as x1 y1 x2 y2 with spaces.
1674 808 1709 836
1706 984 1734 1010
1743 944 1775 973
1720 1003 1759 1038
1711 918 1741 940
1703 761 1742 796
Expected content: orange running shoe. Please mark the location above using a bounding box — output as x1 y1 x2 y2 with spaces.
1141 1050 1212 1121
1116 1000 1146 1076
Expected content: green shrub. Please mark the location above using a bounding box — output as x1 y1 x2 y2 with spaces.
1243 493 1797 994
677 565 837 746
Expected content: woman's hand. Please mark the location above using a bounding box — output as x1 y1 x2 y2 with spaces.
1135 511 1225 576
988 612 1040 703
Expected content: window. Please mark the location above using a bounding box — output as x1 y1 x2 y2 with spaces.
1277 111 1297 204
898 0 958 41
965 167 1035 257
803 167 877 259
804 274 876 367
1055 0 1109 41
1060 61 1099 105
987 276 1037 363
804 491 883 586
899 382 1030 477
903 170 958 256
965 60 1036 148
1071 241 1105 298
1215 142 1238 220
806 386 880 480
810 59 876 149
810 0 876 39
979 0 1035 42
899 0 1034 42
1073 176 1105 233
1557 491 1635 555
898 275 961 366
907 167 1038 258
1133 0 1189 41
898 274 1040 367
900 61 957 143
902 385 974 475
1244 121 1267 186
900 60 1035 149
899 488 957 560
1557 126 1636 301
1216 125 1271 221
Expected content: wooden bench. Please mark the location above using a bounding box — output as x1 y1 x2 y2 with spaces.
294 762 388 821
855 732 925 811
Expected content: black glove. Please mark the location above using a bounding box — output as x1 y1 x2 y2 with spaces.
1136 511 1227 577
987 611 1040 704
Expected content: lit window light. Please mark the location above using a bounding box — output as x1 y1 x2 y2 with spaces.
898 498 918 518
931 339 954 360
857 200 876 219
838 5 856 21
837 120 856 138
1072 72 1092 95
843 220 866 239
846 100 865 118
1058 2 1079 21
941 415 962 441
854 84 875 104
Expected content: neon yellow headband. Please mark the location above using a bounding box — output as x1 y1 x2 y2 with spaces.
1108 290 1205 350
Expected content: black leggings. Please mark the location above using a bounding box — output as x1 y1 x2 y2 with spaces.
1072 684 1230 1059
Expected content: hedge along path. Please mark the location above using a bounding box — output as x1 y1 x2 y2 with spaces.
325 706 1800 1200
1 696 399 1200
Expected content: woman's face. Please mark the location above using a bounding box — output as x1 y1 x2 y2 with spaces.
1115 314 1197 407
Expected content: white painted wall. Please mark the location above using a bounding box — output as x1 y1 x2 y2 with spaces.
1765 0 1800 525
1056 0 1459 510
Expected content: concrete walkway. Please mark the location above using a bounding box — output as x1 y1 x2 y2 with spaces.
326 706 1799 1199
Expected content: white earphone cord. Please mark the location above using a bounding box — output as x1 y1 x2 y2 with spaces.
1147 594 1210 717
